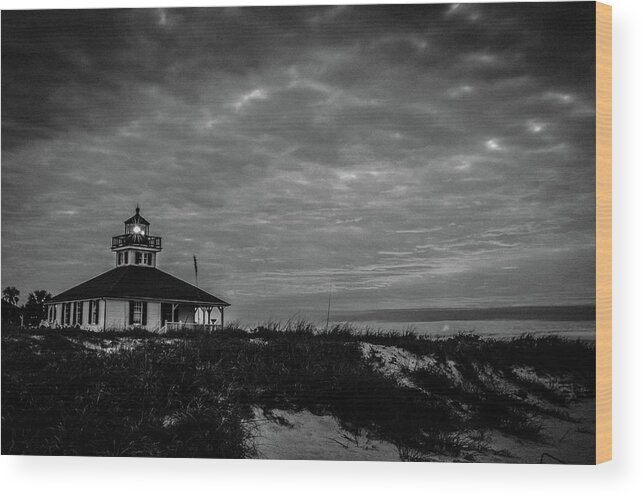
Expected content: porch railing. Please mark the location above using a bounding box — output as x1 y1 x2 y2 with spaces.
161 322 221 333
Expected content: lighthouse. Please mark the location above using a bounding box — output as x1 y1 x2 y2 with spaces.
45 207 229 331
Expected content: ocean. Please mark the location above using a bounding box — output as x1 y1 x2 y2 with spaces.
329 318 595 341
327 305 596 340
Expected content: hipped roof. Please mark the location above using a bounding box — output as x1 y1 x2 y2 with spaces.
124 210 150 225
49 266 229 306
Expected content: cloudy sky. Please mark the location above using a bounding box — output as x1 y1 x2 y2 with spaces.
2 3 596 323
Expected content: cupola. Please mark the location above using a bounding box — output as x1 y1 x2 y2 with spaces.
111 206 162 267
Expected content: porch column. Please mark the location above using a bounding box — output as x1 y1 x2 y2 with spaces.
171 303 178 322
218 306 225 329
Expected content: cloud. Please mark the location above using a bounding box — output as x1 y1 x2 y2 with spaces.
1 4 596 323
232 88 269 112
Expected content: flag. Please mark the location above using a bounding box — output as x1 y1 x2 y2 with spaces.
193 255 198 285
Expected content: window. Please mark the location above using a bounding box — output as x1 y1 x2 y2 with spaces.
49 305 57 322
76 301 83 325
124 252 129 264
129 301 147 326
143 253 153 265
63 303 71 326
135 252 142 264
89 300 99 325
132 301 142 323
118 252 122 265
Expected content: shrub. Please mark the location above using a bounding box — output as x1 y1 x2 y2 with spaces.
2 321 595 459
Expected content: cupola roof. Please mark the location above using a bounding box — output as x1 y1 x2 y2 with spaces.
124 205 150 226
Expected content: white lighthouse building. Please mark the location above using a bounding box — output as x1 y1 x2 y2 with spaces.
45 207 229 331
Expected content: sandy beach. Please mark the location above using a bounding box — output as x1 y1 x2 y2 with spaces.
253 340 595 463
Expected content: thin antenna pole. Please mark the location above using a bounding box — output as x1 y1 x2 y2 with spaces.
325 282 332 331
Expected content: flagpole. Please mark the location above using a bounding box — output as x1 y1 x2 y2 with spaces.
325 282 332 332
193 254 198 288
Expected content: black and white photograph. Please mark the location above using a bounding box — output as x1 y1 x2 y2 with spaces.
2 2 599 463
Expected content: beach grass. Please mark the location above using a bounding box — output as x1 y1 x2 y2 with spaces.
1 322 595 460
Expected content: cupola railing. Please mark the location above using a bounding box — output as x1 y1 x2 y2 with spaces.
111 234 162 250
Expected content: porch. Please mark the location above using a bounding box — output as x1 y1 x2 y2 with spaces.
159 302 227 333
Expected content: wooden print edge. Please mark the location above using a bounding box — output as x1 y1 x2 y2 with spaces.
595 1 612 465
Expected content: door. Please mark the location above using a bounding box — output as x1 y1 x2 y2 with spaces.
161 303 173 325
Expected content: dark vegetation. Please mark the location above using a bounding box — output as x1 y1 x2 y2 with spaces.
2 322 595 460
2 286 52 326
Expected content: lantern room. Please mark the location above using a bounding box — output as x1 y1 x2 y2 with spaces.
124 205 150 236
111 206 162 267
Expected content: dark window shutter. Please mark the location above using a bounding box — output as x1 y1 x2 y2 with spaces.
142 302 147 326
129 301 134 326
78 302 83 325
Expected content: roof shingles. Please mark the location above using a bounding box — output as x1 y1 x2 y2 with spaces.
49 266 229 306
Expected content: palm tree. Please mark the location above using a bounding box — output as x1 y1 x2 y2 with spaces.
28 290 51 306
25 290 52 325
2 286 20 306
